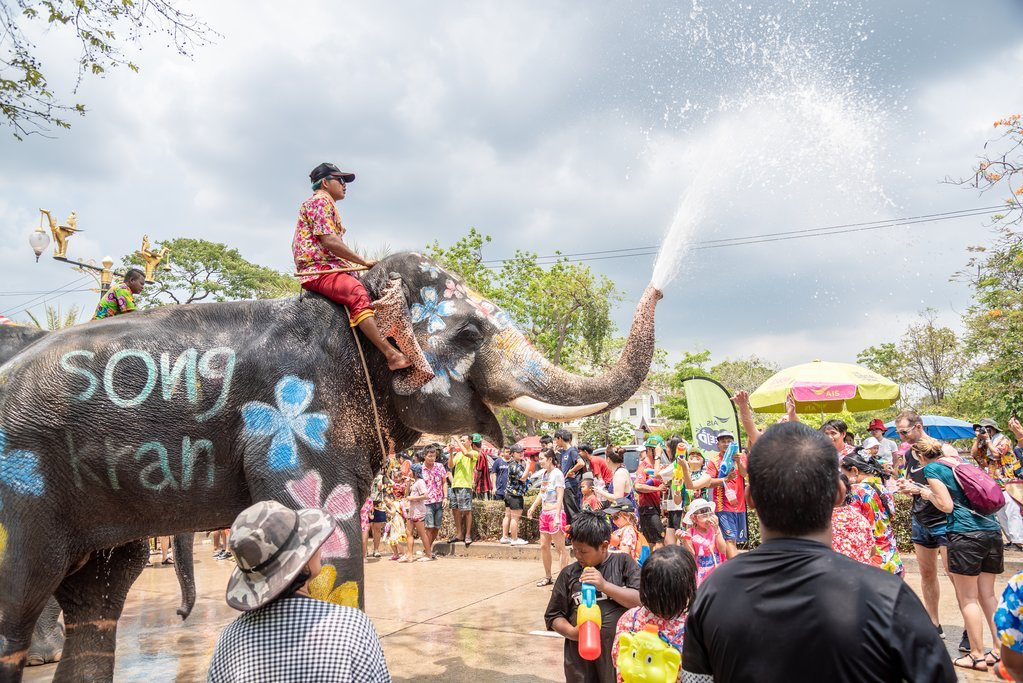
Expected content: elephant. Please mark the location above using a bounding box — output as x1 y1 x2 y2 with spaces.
0 325 199 668
0 251 661 682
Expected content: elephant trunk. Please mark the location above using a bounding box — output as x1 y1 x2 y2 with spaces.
485 285 663 420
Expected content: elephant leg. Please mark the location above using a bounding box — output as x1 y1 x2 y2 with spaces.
0 532 66 682
51 540 148 683
170 533 195 620
26 597 64 666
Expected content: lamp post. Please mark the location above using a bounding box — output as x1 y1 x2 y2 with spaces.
28 209 169 292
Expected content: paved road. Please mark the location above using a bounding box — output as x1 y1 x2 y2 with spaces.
23 540 1017 682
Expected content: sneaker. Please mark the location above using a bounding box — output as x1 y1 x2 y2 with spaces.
416 556 436 562
221 550 232 560
935 624 944 640
511 538 529 546
212 550 224 560
959 630 970 653
500 537 512 544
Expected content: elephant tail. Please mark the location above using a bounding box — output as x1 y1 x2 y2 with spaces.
171 533 196 620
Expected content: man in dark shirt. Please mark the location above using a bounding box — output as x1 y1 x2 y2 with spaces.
555 428 582 523
682 421 954 683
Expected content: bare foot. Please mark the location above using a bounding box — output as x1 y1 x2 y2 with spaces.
386 350 411 371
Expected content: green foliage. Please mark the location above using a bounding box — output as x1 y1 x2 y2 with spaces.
1 0 214 138
122 238 298 308
899 309 963 404
857 342 908 386
24 303 81 329
578 416 636 448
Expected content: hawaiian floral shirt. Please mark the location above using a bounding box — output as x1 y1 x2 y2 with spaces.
980 433 1018 484
421 463 447 504
849 478 904 576
292 190 353 284
996 571 1023 653
92 281 136 320
612 607 685 683
831 505 882 566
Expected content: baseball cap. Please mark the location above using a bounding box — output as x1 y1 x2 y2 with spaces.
716 430 736 441
309 162 355 184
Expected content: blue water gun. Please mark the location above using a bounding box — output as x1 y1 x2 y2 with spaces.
719 442 738 478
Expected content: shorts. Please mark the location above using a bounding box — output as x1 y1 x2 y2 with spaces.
716 511 748 543
539 509 567 535
638 505 665 544
424 502 444 529
947 530 1004 576
911 518 949 549
450 487 473 511
504 494 524 510
300 272 374 326
665 510 684 529
371 508 387 524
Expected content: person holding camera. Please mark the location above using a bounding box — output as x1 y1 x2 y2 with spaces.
970 418 1023 555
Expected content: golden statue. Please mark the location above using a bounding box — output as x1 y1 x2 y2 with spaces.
38 209 83 259
136 234 171 281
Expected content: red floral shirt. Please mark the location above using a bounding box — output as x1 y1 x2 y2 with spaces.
292 191 353 284
831 505 881 566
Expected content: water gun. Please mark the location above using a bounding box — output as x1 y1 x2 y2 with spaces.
672 459 686 495
577 582 602 661
643 468 658 486
719 442 739 478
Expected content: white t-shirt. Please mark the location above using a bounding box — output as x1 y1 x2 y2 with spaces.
876 438 898 465
540 468 566 507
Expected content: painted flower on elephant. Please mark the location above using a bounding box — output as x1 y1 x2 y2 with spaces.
443 278 466 299
309 564 359 608
0 428 44 497
285 470 356 559
420 349 475 397
464 291 510 329
241 376 330 472
410 286 456 334
418 262 442 279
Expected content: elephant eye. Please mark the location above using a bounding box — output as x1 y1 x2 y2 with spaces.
455 323 483 346
631 650 637 658
645 655 653 664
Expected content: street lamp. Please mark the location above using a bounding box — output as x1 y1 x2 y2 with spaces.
29 225 50 262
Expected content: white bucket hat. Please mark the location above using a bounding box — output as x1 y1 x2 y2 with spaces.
683 498 715 526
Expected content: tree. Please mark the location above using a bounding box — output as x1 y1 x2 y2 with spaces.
578 416 635 448
1 0 214 139
948 113 1023 227
899 309 962 405
709 355 777 396
122 238 298 308
25 303 80 329
857 343 908 385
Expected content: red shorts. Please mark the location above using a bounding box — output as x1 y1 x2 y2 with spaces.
302 272 374 326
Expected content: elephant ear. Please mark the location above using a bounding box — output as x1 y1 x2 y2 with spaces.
372 274 435 396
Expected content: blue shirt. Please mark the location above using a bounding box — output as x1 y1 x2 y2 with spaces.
560 447 580 490
491 457 510 496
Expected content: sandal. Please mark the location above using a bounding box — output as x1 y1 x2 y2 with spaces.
953 654 987 671
986 650 1001 666
162 557 174 565
536 577 554 587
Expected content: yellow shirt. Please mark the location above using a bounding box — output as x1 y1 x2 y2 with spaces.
451 449 479 489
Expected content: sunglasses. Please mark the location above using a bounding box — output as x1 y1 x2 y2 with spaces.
896 427 916 436
327 176 346 186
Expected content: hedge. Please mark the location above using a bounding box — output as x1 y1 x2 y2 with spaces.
434 494 918 553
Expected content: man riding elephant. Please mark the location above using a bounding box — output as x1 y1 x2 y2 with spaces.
0 250 661 682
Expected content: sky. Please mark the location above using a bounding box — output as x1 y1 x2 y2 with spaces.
1 0 1022 373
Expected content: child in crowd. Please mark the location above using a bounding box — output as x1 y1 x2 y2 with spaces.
382 494 407 561
401 464 432 562
607 498 647 562
679 499 728 586
544 510 641 683
581 474 603 512
612 545 697 683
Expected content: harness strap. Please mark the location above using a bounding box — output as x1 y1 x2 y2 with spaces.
347 306 388 464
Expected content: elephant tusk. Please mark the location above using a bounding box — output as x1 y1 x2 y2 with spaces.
507 396 609 422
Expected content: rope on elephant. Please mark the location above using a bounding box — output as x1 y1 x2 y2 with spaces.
347 307 388 464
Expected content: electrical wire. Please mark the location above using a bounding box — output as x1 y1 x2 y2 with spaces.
0 275 93 317
480 204 1006 266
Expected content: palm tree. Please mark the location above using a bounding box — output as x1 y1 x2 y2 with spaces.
25 304 82 330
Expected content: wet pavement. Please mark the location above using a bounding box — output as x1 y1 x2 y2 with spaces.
22 540 1014 682
23 539 565 683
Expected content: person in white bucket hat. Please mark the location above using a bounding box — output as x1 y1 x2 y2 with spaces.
207 500 391 682
680 498 728 586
